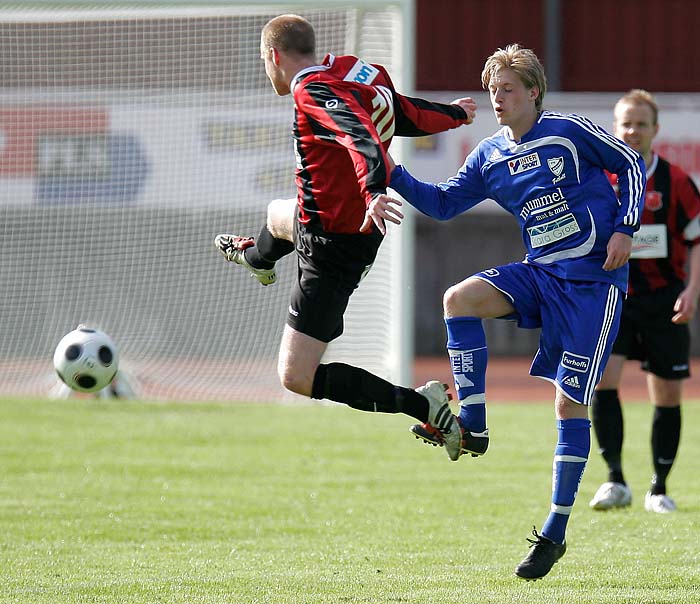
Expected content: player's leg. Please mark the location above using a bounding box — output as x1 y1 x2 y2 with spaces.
281 226 461 460
645 375 682 512
276 324 458 454
516 279 622 581
637 286 688 513
214 198 296 285
410 265 534 459
589 353 632 510
245 197 297 265
445 277 512 443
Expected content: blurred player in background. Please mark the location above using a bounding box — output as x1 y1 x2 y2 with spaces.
214 14 477 456
374 44 645 580
589 90 700 514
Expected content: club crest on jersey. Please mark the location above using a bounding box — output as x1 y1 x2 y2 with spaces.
645 190 663 211
508 152 540 175
548 156 566 184
344 59 380 85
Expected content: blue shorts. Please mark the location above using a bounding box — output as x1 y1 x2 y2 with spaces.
473 262 623 405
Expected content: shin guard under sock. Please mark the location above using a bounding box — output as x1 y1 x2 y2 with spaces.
445 316 487 432
591 389 625 484
246 225 294 268
541 418 590 544
650 405 681 495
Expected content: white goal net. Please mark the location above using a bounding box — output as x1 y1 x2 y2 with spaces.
0 1 414 402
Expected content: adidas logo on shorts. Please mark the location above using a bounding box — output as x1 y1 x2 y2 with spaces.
562 375 580 389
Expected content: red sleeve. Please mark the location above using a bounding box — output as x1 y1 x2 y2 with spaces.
376 64 469 137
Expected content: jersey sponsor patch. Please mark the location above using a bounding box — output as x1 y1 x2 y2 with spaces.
631 224 668 259
561 351 590 373
508 152 541 175
343 59 380 85
527 213 581 248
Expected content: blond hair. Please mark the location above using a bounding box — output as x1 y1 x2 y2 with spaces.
261 14 316 58
615 89 659 125
481 44 547 111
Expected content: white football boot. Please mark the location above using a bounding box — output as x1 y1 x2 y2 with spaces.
415 380 461 461
214 234 276 286
589 481 632 510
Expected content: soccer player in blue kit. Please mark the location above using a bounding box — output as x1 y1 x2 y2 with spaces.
371 44 646 580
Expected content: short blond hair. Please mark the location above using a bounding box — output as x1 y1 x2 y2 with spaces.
261 14 316 58
481 44 547 111
615 89 659 125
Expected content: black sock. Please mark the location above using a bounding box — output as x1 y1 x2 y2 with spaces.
311 362 429 422
591 389 626 484
650 405 681 495
245 225 294 269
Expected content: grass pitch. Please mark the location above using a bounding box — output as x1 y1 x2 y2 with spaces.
1 396 699 603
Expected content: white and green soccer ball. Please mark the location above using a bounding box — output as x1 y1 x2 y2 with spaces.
53 325 119 393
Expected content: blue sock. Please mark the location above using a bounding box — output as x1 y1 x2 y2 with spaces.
541 418 590 544
445 316 487 432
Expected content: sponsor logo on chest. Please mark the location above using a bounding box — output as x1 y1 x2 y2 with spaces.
508 152 541 175
631 224 668 259
527 213 581 248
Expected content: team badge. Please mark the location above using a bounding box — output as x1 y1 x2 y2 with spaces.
548 156 565 184
645 190 663 212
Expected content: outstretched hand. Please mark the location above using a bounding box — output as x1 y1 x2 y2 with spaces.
360 193 404 235
451 96 477 124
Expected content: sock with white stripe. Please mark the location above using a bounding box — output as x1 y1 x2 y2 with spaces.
541 418 590 544
445 316 487 432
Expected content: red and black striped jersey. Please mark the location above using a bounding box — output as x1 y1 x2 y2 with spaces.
290 54 470 235
609 154 700 295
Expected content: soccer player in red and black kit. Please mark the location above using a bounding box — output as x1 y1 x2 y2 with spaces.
214 14 477 459
589 89 700 513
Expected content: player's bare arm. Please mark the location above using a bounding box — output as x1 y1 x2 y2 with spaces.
602 231 632 271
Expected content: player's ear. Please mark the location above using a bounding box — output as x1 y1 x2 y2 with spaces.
271 47 281 66
529 86 539 102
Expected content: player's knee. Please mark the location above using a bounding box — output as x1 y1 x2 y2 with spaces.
277 364 313 397
443 283 471 316
267 198 296 241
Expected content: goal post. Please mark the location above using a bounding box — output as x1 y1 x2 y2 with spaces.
0 1 416 402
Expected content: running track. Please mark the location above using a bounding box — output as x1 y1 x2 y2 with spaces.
414 356 700 402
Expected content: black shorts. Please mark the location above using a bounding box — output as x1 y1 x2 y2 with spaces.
612 284 690 379
287 223 382 343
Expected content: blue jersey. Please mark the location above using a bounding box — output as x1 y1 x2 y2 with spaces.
391 111 646 291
